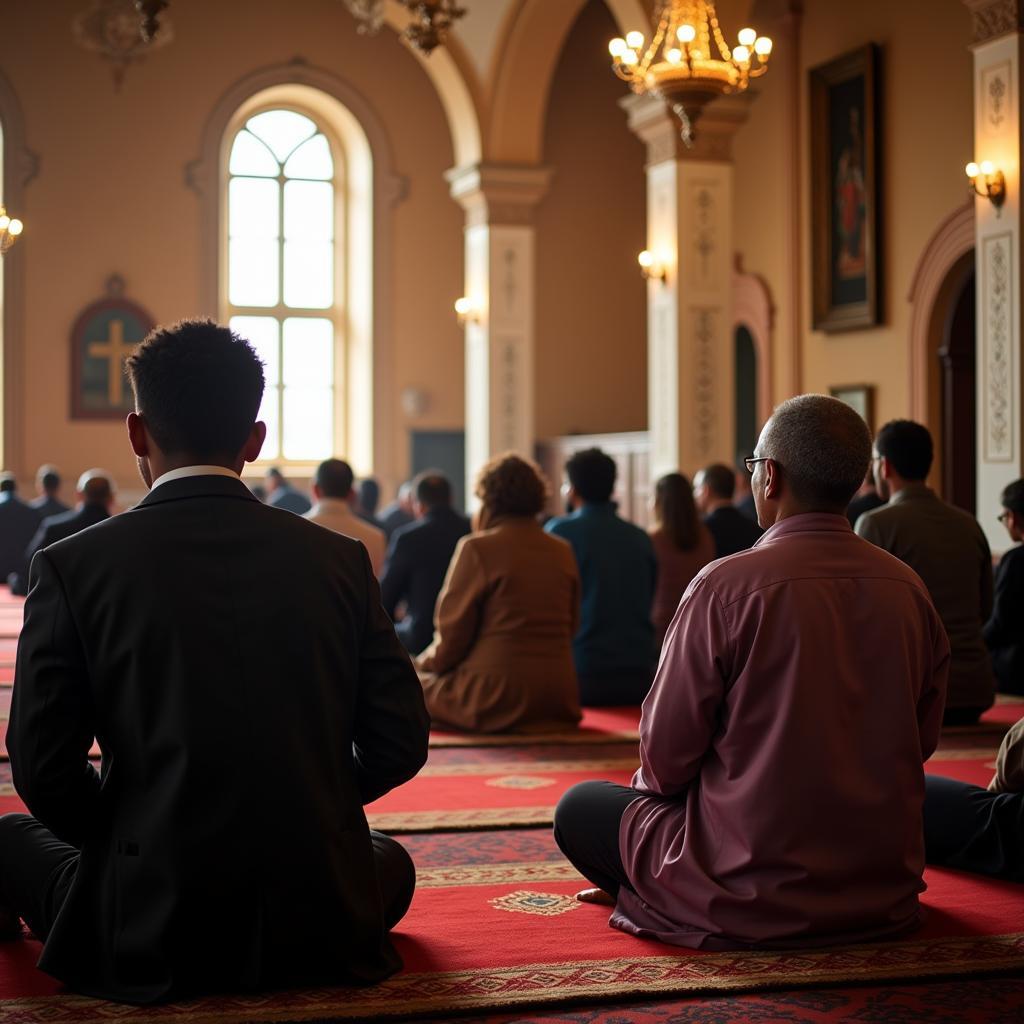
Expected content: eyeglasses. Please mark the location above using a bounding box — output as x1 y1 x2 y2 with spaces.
997 509 1012 524
744 456 771 474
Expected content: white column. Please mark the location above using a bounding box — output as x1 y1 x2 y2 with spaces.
446 163 551 504
967 1 1024 547
623 94 750 478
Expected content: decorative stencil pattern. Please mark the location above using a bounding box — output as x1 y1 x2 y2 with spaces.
983 233 1013 462
692 186 717 289
694 308 716 456
484 775 556 790
488 890 581 917
982 61 1012 136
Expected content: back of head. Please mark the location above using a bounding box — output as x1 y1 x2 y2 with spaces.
265 467 285 485
475 453 548 519
0 472 15 495
78 469 114 507
565 447 616 504
699 463 736 501
654 472 699 550
1001 478 1024 517
762 394 872 512
37 464 61 494
414 471 452 512
126 319 265 461
357 477 380 514
314 458 355 499
875 419 933 481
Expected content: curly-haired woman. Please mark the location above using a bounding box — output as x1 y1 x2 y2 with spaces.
415 453 582 733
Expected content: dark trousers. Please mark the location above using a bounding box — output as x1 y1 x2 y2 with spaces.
553 780 640 897
923 775 1024 881
0 813 417 941
942 707 986 727
577 669 653 708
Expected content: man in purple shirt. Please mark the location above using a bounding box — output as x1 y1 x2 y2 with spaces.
554 395 949 950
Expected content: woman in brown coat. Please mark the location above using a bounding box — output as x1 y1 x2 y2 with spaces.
416 454 582 733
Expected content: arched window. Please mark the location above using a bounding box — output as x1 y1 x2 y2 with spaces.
226 107 341 463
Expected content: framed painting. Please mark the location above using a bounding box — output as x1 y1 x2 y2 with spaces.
70 276 154 420
830 384 875 432
810 44 881 332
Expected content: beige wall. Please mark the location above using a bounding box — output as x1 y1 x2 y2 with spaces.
534 0 648 440
1 0 464 497
734 0 974 434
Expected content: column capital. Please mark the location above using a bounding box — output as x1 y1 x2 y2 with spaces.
620 91 755 165
445 162 553 227
964 0 1024 44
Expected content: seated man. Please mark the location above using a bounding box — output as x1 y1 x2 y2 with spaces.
857 420 995 723
28 465 70 520
0 319 429 1004
264 466 312 515
984 478 1024 694
0 473 42 582
693 463 763 558
306 458 387 577
923 717 1024 881
379 481 416 540
545 448 657 706
356 477 381 526
380 471 470 655
555 395 949 951
8 470 116 596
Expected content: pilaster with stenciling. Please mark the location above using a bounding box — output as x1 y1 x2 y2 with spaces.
622 92 751 480
446 163 551 505
966 0 1024 546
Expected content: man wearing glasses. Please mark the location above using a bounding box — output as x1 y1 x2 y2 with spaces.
856 419 994 725
555 394 948 952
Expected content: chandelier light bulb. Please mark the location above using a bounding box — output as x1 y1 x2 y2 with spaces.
677 24 696 43
0 216 9 231
966 162 979 178
454 296 473 316
638 250 655 269
980 160 995 176
623 49 639 65
8 219 22 236
754 35 773 56
733 45 750 63
737 27 757 47
609 37 627 58
626 30 645 49
666 47 683 64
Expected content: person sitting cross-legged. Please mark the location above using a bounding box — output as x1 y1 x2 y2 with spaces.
416 454 581 734
554 395 949 951
0 318 429 1004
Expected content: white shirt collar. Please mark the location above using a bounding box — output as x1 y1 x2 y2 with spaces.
150 465 241 492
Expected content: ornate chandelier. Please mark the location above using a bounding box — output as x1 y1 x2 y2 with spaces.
0 207 24 256
73 0 173 90
609 0 772 144
342 0 466 55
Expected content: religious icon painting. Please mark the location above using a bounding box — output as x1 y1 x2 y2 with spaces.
70 275 154 419
810 44 882 332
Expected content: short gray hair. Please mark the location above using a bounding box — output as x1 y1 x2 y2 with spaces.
760 394 871 511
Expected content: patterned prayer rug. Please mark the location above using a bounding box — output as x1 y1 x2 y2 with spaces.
429 707 643 748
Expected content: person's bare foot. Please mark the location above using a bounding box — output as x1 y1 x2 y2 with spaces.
0 908 22 941
575 887 614 907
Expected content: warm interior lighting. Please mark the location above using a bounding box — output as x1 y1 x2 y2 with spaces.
454 296 479 326
638 249 667 283
0 206 24 255
966 159 1006 212
609 1 772 145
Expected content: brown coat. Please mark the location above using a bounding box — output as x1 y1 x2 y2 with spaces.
416 517 582 733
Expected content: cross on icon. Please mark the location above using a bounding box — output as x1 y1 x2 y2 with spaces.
87 319 134 406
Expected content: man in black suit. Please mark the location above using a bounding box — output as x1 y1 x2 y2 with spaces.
380 472 470 655
8 470 115 596
28 465 70 521
694 463 763 558
0 319 429 1004
0 473 41 581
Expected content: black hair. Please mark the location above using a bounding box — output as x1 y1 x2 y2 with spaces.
414 471 452 510
314 459 355 499
565 448 616 503
875 420 933 481
1001 478 1024 518
699 463 736 500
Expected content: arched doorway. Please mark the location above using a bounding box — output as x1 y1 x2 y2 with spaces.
734 325 758 462
938 258 976 514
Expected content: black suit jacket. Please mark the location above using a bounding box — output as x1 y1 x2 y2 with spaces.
9 504 110 596
29 495 70 520
380 507 471 655
8 475 429 1003
985 544 1024 694
0 495 41 579
704 505 764 559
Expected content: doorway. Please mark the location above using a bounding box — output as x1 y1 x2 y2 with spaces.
734 325 758 463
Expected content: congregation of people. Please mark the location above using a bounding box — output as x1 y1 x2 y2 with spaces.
0 318 1021 1005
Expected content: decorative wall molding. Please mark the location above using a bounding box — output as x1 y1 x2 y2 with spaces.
982 61 1011 135
446 162 553 227
964 0 1023 44
907 203 976 422
982 231 1013 460
733 255 775 427
693 308 716 457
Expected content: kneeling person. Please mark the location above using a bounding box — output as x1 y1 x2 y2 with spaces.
0 320 429 1003
555 395 949 950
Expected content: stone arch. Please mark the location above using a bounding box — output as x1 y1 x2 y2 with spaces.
0 67 38 474
487 0 648 162
907 203 975 424
733 257 774 428
187 60 406 481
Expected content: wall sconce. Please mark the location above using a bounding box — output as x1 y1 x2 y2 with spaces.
966 160 1005 211
638 249 666 283
454 296 480 326
0 207 24 256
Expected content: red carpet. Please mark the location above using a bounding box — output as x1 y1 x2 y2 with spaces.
430 706 642 747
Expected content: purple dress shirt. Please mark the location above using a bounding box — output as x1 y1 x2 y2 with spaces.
615 513 950 950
